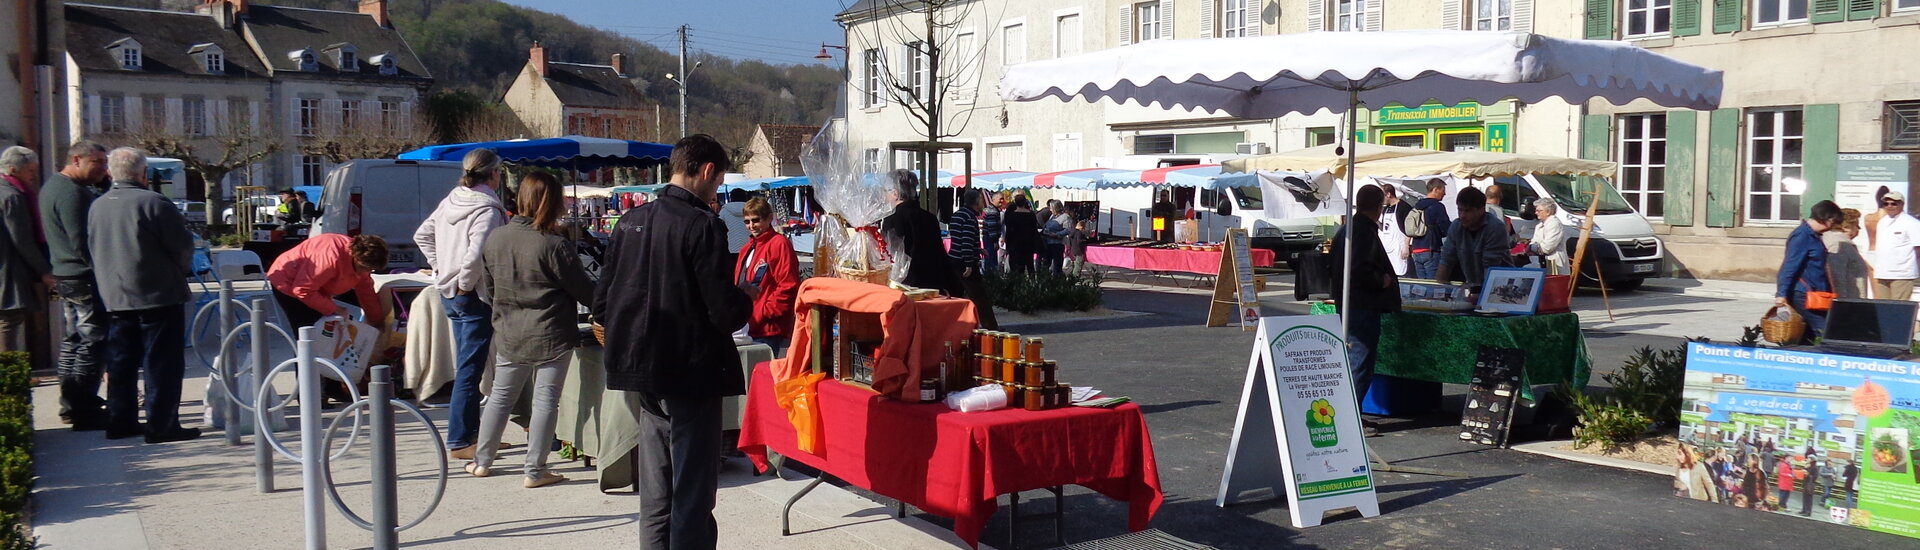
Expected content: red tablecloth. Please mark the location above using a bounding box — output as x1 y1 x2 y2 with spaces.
1084 245 1276 275
737 363 1163 548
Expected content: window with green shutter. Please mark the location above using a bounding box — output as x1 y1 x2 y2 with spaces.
1813 0 1846 21
1712 0 1743 33
1802 104 1841 216
1848 0 1880 19
1586 0 1615 39
1664 110 1698 226
1706 108 1740 227
1674 0 1703 36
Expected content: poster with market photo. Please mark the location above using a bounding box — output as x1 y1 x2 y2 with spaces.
1679 343 1920 540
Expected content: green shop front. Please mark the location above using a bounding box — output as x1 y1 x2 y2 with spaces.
1357 101 1513 153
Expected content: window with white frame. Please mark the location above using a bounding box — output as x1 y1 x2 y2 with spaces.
905 42 928 100
101 96 126 133
863 48 884 107
1336 0 1368 31
341 100 360 131
1753 0 1809 26
339 50 358 71
141 96 166 132
119 46 141 69
183 98 207 137
1475 0 1513 30
1221 0 1251 37
1003 23 1027 64
863 148 883 175
1625 0 1673 37
380 100 399 133
952 31 978 104
1900 0 1920 10
205 51 224 74
1616 114 1667 219
1745 108 1805 223
1055 13 1081 57
1137 3 1162 41
298 98 319 136
301 155 325 187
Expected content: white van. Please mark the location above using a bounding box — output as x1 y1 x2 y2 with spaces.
1089 154 1331 264
1374 173 1663 290
312 159 464 269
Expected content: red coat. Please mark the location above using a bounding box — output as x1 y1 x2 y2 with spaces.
734 230 801 339
267 233 384 324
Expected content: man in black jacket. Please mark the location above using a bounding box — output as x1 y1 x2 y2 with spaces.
593 134 750 550
880 170 959 294
1330 184 1400 414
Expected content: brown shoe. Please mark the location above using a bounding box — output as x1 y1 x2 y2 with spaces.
524 472 566 488
448 446 476 461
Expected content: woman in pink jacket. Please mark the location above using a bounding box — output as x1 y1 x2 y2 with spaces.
266 233 389 330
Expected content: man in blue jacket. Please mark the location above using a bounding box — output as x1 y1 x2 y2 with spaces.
1410 179 1452 280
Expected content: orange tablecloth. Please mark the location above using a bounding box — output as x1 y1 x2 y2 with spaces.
737 363 1163 548
1084 245 1276 275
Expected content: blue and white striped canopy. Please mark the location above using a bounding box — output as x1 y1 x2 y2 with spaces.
1098 165 1258 190
398 135 674 169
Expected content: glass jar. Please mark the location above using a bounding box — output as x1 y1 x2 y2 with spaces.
1000 358 1019 382
1041 360 1058 386
1023 362 1046 387
1001 382 1017 402
1001 332 1021 358
1024 337 1045 362
978 355 997 380
1022 385 1046 411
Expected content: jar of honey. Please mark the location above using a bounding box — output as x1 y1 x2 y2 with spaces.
1001 332 1021 358
1024 337 1045 362
972 329 987 353
999 358 1018 382
1022 385 1046 411
978 354 996 380
1041 360 1058 386
1023 362 1046 387
1001 382 1017 402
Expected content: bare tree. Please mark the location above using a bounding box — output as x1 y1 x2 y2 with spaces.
301 104 438 164
129 115 280 229
847 0 1004 206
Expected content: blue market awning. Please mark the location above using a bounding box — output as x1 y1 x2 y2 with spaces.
397 135 673 169
1100 164 1258 190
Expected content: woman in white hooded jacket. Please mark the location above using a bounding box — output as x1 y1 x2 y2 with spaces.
414 148 507 460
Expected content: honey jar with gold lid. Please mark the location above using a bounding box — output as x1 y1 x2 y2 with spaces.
1023 337 1045 362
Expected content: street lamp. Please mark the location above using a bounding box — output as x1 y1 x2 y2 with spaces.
815 43 849 61
665 60 702 139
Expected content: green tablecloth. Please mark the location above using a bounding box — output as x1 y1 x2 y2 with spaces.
555 343 774 492
1376 311 1591 397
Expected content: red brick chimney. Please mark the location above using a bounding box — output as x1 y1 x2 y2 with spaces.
611 53 627 77
198 0 249 29
530 41 548 77
358 0 390 29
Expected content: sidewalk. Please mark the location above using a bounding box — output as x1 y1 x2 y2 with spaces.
28 371 981 549
1639 276 1777 301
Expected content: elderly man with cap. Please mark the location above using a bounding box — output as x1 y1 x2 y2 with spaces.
1871 191 1920 301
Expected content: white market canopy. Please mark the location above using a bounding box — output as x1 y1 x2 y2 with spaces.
1350 150 1619 179
1000 30 1723 119
1224 143 1434 175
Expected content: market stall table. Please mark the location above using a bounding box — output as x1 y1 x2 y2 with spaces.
737 363 1163 548
1084 245 1275 276
1370 310 1591 414
555 340 773 492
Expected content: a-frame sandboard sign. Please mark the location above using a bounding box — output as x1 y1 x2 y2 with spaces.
1206 228 1260 330
1216 315 1380 527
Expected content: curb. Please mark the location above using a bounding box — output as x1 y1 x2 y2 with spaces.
1640 283 1775 302
1509 440 1671 476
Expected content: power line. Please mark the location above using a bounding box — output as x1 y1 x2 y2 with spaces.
690 40 822 60
685 27 825 47
693 33 830 53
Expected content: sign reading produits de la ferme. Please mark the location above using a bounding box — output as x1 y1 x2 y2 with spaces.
1376 102 1483 125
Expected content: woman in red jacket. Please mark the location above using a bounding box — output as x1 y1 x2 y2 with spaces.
733 197 800 357
267 233 389 331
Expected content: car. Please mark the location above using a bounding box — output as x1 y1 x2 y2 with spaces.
221 194 281 226
171 199 208 224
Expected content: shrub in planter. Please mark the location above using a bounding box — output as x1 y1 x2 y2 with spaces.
1605 344 1688 428
987 272 1104 314
1565 386 1653 452
0 352 30 549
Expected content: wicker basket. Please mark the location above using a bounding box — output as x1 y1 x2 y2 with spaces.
592 323 606 346
1761 306 1805 345
837 265 892 286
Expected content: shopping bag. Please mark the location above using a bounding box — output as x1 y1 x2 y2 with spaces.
203 350 291 434
775 372 828 454
313 315 379 383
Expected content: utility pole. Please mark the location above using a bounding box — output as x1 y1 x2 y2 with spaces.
677 24 689 139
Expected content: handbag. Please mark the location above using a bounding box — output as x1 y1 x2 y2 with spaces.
1799 268 1838 312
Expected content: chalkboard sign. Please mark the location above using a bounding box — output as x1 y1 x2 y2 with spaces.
1461 346 1525 447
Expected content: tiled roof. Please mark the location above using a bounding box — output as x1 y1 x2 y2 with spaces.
65 3 268 78
242 5 431 81
544 61 650 110
756 124 821 164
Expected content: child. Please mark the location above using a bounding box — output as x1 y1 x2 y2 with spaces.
1065 218 1092 275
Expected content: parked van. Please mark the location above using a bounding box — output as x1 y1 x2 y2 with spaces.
311 159 463 269
1374 173 1662 290
1089 154 1332 263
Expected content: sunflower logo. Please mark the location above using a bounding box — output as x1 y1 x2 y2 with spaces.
1305 398 1339 448
1310 399 1336 425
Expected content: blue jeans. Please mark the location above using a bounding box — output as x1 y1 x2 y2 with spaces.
56 277 108 420
1411 250 1440 280
443 294 494 449
1789 290 1826 345
983 240 1001 275
104 304 187 436
1345 308 1383 405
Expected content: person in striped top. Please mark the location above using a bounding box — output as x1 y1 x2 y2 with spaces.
949 189 998 329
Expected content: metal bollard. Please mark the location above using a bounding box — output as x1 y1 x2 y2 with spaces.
297 326 326 550
219 282 240 446
253 299 274 493
368 364 399 549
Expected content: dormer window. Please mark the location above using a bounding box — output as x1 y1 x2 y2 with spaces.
326 43 359 72
189 43 224 75
369 53 397 76
288 48 317 72
108 38 143 70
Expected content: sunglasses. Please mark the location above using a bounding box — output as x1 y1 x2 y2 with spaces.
744 217 764 223
1885 201 1904 206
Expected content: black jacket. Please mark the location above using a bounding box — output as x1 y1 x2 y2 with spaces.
1002 207 1039 256
593 185 751 397
1330 215 1402 313
881 201 959 293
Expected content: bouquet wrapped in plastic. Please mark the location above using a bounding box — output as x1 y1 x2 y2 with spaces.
801 120 893 285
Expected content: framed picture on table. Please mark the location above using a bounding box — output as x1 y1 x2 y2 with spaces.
1477 267 1546 315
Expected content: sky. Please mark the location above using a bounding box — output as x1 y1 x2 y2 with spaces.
497 0 851 67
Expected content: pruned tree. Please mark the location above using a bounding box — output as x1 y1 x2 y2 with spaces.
846 0 1004 208
301 103 439 164
129 114 280 229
